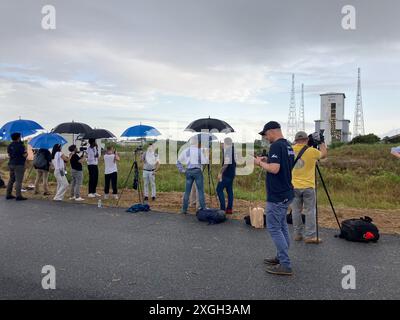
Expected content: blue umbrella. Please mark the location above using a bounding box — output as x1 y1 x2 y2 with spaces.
0 119 44 140
121 124 161 138
29 133 67 149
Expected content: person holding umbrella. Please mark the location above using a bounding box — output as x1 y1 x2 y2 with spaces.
29 133 68 197
176 136 208 214
87 138 101 198
33 148 52 196
216 137 236 214
6 132 28 201
51 144 69 201
254 121 295 276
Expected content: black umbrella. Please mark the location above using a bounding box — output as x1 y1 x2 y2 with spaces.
52 121 92 135
185 117 234 133
81 129 116 140
52 121 92 143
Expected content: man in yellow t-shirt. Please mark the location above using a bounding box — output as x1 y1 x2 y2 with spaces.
291 131 327 244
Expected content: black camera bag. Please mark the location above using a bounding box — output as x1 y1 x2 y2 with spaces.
339 216 379 242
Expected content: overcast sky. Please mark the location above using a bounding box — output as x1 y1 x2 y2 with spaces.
1 0 399 141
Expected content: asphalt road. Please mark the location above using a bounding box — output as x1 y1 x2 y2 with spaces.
0 199 399 300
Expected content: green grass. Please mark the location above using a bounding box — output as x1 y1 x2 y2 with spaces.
1 143 399 210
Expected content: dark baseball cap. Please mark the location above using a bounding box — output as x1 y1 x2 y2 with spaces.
295 131 308 141
258 121 281 135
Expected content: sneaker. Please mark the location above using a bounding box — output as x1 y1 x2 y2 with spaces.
263 257 280 266
53 198 62 202
113 194 119 200
16 196 28 201
294 235 303 241
69 197 76 200
225 209 233 214
180 210 188 215
266 264 293 276
6 195 16 200
152 197 156 201
305 237 322 244
104 194 109 200
75 197 85 201
88 193 96 198
144 196 149 201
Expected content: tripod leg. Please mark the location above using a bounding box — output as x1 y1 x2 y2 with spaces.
316 164 342 231
116 159 135 208
207 164 212 207
315 168 319 242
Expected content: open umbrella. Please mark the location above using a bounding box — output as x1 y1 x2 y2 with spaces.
185 117 234 133
52 121 92 143
0 119 44 140
80 129 116 140
121 124 161 138
29 133 67 149
52 121 92 135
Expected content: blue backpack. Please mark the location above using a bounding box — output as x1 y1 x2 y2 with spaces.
196 209 226 225
126 203 150 213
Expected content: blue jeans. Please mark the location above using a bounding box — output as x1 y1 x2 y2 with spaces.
182 168 206 212
216 177 234 211
266 200 292 268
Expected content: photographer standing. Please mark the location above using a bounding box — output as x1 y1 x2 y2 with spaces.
291 131 327 244
254 121 295 276
176 136 208 214
141 143 160 201
68 145 86 201
104 146 120 199
87 138 100 198
6 132 28 201
216 137 236 214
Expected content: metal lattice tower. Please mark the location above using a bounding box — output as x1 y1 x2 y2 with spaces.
298 83 305 132
287 74 297 141
353 68 365 137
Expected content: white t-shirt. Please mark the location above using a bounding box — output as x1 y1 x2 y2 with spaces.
142 150 159 170
87 146 99 165
53 151 65 171
104 154 118 174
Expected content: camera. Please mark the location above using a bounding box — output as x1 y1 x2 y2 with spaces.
308 130 325 148
79 146 87 152
135 145 143 152
256 149 268 158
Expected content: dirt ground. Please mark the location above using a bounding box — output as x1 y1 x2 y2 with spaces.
1 180 399 235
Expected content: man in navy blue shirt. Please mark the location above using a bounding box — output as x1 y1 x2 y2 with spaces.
254 121 295 276
216 137 236 214
6 132 28 201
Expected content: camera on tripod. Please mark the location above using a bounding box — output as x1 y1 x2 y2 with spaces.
308 130 325 148
134 145 143 153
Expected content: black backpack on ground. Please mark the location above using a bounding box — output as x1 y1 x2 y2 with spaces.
196 209 226 225
286 211 306 224
339 216 380 242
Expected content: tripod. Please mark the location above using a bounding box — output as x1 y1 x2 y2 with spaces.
204 164 219 206
314 163 342 243
116 150 143 207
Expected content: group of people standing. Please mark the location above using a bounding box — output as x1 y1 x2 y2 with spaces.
5 134 120 202
176 136 236 215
